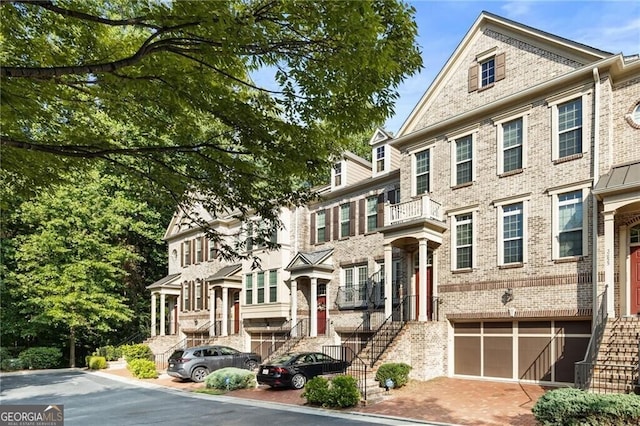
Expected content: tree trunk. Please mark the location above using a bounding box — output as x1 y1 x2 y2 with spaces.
69 328 76 368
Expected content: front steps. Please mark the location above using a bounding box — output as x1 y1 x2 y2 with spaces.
591 317 640 394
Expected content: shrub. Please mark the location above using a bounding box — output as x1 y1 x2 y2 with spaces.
302 375 361 408
205 367 256 391
87 356 107 370
127 359 158 379
532 388 640 425
121 344 153 362
1 358 23 371
18 347 62 370
93 345 122 361
375 363 412 389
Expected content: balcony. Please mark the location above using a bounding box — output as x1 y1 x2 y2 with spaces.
384 194 443 226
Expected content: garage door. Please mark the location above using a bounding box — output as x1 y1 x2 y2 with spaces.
453 320 590 383
250 331 289 361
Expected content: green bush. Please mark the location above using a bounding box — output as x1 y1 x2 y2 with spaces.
127 359 158 379
375 362 412 389
87 356 107 370
93 345 122 361
121 344 153 362
532 388 640 425
205 367 256 391
302 376 331 405
1 358 23 371
18 347 62 370
302 375 361 408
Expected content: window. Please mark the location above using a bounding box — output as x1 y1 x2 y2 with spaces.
269 270 277 302
195 238 203 263
375 146 386 173
245 224 254 252
454 213 473 269
182 282 190 311
481 57 495 87
455 135 473 185
415 149 430 194
333 162 343 187
501 118 523 172
245 274 253 305
631 224 640 244
557 190 584 257
183 241 191 266
366 196 378 232
257 272 265 304
208 239 217 260
316 210 326 243
341 264 368 307
557 98 582 158
195 281 202 310
340 203 350 238
501 203 523 264
633 104 640 125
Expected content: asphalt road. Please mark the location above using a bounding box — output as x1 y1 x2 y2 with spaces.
0 370 425 426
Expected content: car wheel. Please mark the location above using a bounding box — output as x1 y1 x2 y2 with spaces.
245 360 258 370
291 373 306 390
191 367 209 383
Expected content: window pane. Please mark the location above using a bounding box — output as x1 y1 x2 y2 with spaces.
358 266 368 302
257 272 265 303
415 150 430 193
481 58 495 86
316 211 325 242
457 246 472 269
503 119 523 172
340 204 350 237
367 197 377 232
269 270 277 302
345 269 353 302
631 225 640 244
503 204 523 263
504 239 523 263
559 230 582 257
456 136 472 184
245 275 253 305
503 146 522 172
558 99 582 157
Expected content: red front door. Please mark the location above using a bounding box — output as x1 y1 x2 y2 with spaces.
631 246 640 315
234 300 240 334
317 295 326 335
415 268 420 319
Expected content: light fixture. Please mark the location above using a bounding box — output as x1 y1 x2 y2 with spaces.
502 288 514 304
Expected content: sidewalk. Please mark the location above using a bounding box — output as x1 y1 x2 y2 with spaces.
101 365 549 425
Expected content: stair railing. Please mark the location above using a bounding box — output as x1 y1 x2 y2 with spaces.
367 295 415 368
155 337 188 370
575 286 608 390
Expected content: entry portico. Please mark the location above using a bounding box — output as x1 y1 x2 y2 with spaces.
147 273 181 336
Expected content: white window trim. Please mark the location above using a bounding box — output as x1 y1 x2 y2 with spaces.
411 147 433 197
316 210 326 242
331 160 346 189
448 206 479 271
495 195 530 266
549 183 590 260
447 127 478 187
372 145 390 177
548 89 591 161
494 108 531 174
341 264 368 307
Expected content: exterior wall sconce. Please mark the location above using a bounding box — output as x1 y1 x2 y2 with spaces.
502 288 514 304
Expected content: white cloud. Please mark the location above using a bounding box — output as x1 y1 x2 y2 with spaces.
500 1 533 19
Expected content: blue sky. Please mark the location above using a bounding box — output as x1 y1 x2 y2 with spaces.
385 0 640 133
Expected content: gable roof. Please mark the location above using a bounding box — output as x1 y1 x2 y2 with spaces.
146 273 181 290
206 263 242 282
285 248 334 271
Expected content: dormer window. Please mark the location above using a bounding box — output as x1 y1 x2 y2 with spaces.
480 57 495 87
375 146 386 173
333 162 343 187
468 50 505 92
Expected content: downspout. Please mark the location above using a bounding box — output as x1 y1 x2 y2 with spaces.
592 67 600 328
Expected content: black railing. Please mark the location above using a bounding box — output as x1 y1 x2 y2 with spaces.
575 287 608 390
335 276 385 310
323 345 368 402
116 330 149 347
251 318 309 362
367 295 415 368
155 337 187 370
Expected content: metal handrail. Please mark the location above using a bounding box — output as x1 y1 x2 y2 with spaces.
575 286 608 390
367 295 415 368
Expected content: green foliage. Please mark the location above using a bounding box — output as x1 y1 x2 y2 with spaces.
127 359 158 379
87 356 108 370
532 388 640 425
1 0 422 260
18 347 62 370
205 367 257 391
302 375 361 408
93 345 122 361
121 344 153 362
375 363 412 389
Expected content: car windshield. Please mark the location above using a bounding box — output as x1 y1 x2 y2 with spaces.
269 354 298 365
169 350 184 360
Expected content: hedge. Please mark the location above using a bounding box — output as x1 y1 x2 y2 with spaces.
205 367 256 391
375 362 412 389
18 347 62 370
302 375 361 408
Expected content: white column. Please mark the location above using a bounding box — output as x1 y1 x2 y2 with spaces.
209 286 216 336
432 250 439 321
418 239 428 322
221 287 229 336
290 280 298 337
604 211 616 317
384 245 393 318
159 293 166 336
168 297 176 334
150 293 157 337
310 277 318 337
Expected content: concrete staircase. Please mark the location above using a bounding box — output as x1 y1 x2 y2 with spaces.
591 317 640 394
144 334 183 356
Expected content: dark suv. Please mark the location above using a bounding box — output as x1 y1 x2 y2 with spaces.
167 345 261 382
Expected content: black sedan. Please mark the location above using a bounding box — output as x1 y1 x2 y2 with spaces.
256 352 349 389
167 345 261 383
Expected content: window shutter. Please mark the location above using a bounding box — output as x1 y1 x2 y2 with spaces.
349 201 356 236
377 193 385 228
213 242 218 259
310 213 316 245
204 238 208 262
204 282 208 310
179 286 183 311
495 53 506 81
358 199 365 235
468 64 478 92
180 244 184 267
332 206 339 240
324 209 331 242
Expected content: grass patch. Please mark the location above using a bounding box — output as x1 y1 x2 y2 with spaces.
194 388 227 395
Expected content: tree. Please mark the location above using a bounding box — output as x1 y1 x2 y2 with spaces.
6 170 168 366
1 0 422 257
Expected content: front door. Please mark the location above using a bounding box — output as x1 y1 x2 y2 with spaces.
631 246 640 315
317 295 327 335
234 293 240 334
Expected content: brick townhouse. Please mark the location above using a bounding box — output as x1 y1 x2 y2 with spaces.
147 12 640 389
